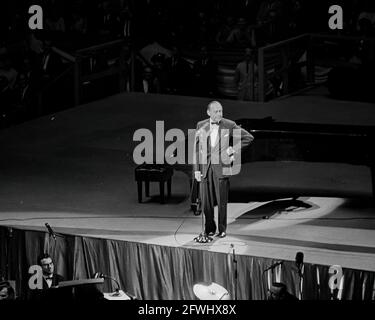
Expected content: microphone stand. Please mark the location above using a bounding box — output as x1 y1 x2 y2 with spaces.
316 267 320 300
45 223 58 260
105 275 121 295
231 245 238 301
99 274 137 299
193 180 212 243
95 273 120 294
262 261 283 274
297 265 303 300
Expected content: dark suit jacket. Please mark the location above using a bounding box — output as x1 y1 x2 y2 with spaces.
194 118 254 178
42 274 64 290
28 273 64 301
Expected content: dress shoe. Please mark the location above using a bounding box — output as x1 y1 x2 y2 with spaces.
207 231 215 237
217 232 226 238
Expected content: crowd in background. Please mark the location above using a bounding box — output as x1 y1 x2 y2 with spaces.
1 0 375 128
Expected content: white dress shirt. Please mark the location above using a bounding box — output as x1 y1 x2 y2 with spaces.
44 275 53 288
210 122 219 147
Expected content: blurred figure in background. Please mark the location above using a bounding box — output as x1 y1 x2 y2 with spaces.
226 17 255 47
234 48 257 101
267 282 298 300
165 46 192 95
193 46 217 97
215 16 236 46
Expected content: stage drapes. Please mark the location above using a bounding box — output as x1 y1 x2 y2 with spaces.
1 226 374 300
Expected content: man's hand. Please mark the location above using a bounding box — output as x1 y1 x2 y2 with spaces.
226 147 235 162
226 146 235 156
194 171 202 182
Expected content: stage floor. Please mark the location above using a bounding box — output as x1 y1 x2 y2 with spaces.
0 91 374 272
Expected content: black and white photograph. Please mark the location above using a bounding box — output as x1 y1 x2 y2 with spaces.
1 0 375 311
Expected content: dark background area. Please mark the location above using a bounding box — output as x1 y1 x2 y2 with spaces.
1 0 375 129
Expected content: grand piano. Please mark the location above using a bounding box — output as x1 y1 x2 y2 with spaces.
189 117 375 212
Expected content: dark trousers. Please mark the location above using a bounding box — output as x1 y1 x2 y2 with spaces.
200 165 229 233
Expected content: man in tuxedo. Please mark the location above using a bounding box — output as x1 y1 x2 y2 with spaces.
29 253 64 300
38 253 64 289
194 101 254 238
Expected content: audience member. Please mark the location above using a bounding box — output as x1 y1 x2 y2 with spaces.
70 10 88 47
357 9 375 35
140 66 156 93
119 45 132 92
150 52 168 94
118 5 134 41
45 8 66 34
0 55 18 91
267 282 298 300
0 281 15 301
234 0 257 23
165 46 192 95
256 0 285 42
139 37 172 65
215 16 236 46
192 46 217 97
38 37 64 80
194 11 213 46
0 54 19 122
234 48 257 101
226 17 255 47
95 0 120 38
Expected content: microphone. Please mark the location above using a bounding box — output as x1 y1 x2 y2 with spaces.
94 272 120 291
94 272 137 299
45 223 56 240
93 272 104 279
263 261 283 273
230 244 237 263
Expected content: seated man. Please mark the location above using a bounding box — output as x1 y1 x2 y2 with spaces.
28 253 64 301
0 281 15 300
38 253 64 289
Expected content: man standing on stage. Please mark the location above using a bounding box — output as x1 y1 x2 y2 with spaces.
193 101 254 238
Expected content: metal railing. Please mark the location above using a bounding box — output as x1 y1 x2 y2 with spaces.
257 34 314 102
74 39 132 105
257 33 375 102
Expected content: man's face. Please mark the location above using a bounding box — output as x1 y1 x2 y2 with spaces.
207 103 223 122
40 257 54 276
0 287 9 300
245 48 253 61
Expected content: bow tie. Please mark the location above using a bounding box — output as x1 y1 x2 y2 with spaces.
211 121 220 125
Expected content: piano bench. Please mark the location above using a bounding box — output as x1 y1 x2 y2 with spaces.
135 164 173 204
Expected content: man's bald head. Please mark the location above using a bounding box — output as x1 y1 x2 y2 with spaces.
207 101 222 112
207 101 223 122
